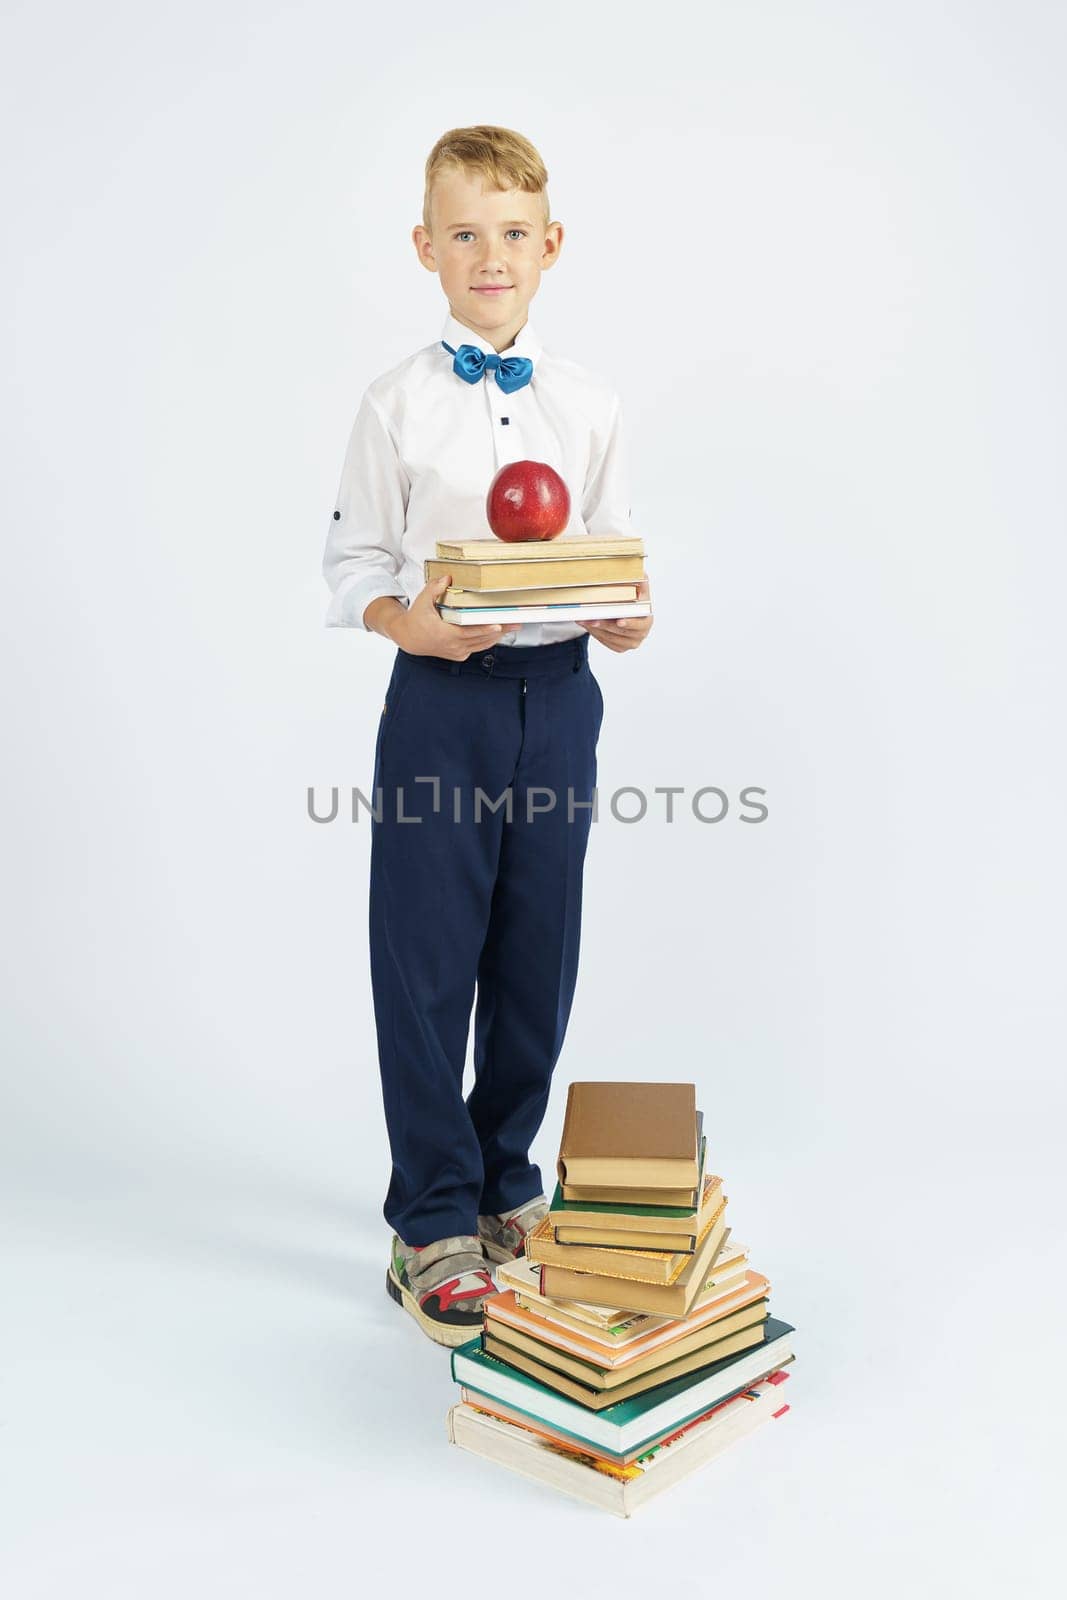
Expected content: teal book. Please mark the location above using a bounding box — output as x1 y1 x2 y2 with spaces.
451 1316 796 1459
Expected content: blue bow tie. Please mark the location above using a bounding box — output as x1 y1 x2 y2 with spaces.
442 340 534 394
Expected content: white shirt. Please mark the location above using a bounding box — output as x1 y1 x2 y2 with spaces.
322 309 633 647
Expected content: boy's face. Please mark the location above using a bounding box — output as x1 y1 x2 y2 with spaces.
412 167 563 349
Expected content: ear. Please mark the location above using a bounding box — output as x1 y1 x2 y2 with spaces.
540 221 564 271
412 224 437 274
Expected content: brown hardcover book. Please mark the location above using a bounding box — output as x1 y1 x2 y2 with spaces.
540 1209 730 1319
425 555 646 591
549 1138 707 1248
434 535 645 561
512 1268 754 1341
556 1082 699 1191
555 1224 695 1251
499 1229 746 1333
560 1178 700 1206
528 1178 722 1282
481 1315 768 1410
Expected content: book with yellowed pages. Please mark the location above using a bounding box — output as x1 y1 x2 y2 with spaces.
514 1267 752 1345
550 1177 709 1254
561 1176 701 1206
515 1266 756 1348
485 1274 771 1378
548 1132 708 1251
495 1228 748 1318
538 1203 730 1318
443 583 638 607
425 553 646 590
495 1234 749 1337
483 1267 767 1356
527 1175 723 1282
435 535 645 561
553 1222 697 1251
495 1253 637 1330
446 1372 790 1517
557 1081 699 1192
482 1306 768 1409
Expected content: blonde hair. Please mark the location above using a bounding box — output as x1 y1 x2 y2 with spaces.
422 124 550 233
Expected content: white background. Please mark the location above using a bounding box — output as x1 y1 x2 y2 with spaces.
2 1 1063 1593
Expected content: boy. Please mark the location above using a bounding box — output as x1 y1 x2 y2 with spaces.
322 125 653 1346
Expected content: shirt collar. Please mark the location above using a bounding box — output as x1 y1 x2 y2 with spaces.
441 309 542 367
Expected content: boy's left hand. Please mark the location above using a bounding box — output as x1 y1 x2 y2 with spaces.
579 575 653 652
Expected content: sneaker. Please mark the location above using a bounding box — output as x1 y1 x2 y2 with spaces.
385 1233 495 1348
477 1194 550 1265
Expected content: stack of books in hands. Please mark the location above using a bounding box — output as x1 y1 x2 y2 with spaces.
426 535 650 626
446 1082 797 1516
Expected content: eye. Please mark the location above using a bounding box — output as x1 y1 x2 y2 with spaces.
452 229 528 242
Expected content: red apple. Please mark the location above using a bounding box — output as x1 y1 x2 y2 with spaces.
486 460 571 542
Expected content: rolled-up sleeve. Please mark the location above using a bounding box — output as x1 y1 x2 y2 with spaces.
322 390 410 629
581 391 633 541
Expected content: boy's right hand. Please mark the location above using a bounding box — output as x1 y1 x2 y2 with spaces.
392 574 516 659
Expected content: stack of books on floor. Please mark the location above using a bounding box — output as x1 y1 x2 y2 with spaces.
446 1081 797 1516
426 535 651 626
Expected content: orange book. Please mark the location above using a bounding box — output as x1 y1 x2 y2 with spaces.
485 1273 770 1372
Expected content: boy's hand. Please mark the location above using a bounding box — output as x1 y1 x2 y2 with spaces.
578 575 653 652
392 574 517 659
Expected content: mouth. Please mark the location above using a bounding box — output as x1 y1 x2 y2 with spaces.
472 286 513 294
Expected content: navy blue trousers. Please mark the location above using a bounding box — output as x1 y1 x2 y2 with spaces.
368 633 603 1246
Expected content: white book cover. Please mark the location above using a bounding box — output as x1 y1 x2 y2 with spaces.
446 1375 789 1516
437 601 651 625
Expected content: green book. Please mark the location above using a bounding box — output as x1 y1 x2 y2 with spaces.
450 1317 796 1458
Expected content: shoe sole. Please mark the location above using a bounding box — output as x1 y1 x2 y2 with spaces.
385 1265 484 1349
